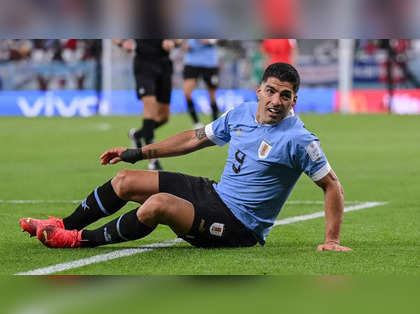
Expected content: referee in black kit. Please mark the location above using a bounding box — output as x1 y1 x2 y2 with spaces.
114 39 176 170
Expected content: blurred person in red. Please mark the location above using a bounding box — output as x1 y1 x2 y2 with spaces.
259 0 298 35
261 39 298 69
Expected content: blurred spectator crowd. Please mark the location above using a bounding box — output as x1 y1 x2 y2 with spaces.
0 39 101 91
0 39 419 92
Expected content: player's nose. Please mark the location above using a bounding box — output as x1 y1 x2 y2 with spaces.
271 93 281 105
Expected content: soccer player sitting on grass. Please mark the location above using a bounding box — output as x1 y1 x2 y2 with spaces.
20 63 352 252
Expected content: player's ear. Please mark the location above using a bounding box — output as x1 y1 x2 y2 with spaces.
256 85 262 100
293 95 298 105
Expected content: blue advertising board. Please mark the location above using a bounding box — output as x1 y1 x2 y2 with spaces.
0 89 335 117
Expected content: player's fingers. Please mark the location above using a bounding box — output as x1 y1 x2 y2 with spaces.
100 150 114 159
100 153 113 162
100 155 111 165
109 157 121 164
100 152 109 160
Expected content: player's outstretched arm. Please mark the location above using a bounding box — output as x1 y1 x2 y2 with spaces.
100 128 214 165
315 170 353 252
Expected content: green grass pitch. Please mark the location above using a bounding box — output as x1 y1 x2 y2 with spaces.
1 113 419 275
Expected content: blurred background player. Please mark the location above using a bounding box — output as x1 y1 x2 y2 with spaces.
114 39 176 170
380 39 420 112
261 39 298 68
183 39 220 128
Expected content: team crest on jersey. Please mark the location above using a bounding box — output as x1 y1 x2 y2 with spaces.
258 140 272 159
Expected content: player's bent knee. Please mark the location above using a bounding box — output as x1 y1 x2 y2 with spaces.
112 169 137 199
137 193 171 223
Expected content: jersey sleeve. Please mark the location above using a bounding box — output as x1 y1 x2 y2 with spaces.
204 109 232 146
293 136 331 181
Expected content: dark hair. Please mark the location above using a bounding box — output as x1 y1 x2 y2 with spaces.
261 63 300 92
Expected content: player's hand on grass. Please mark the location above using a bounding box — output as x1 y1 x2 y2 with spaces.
100 147 126 165
317 241 353 252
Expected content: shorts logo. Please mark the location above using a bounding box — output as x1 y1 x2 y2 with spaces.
305 141 323 162
209 223 224 237
81 198 90 211
138 87 145 95
258 140 272 159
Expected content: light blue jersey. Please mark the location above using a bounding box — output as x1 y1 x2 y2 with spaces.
205 102 331 245
185 39 218 68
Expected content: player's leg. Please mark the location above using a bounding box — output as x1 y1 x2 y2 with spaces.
77 193 194 248
208 87 219 121
144 101 168 171
146 67 172 170
204 67 220 121
21 170 158 237
183 66 201 126
36 171 196 248
183 78 199 124
136 95 159 145
155 103 170 129
130 59 158 148
154 61 172 130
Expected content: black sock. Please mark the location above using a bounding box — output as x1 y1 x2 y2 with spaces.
62 180 127 230
140 119 155 144
81 208 155 247
154 120 166 129
187 99 199 123
211 102 219 120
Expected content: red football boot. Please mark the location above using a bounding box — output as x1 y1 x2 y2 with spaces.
37 225 83 248
20 216 64 237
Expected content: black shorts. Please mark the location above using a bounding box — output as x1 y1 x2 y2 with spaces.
183 65 219 89
158 171 257 248
134 57 173 103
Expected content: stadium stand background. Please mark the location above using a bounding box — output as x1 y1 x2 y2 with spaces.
1 39 420 116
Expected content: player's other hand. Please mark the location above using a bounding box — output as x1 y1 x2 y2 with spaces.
317 241 353 252
100 147 127 165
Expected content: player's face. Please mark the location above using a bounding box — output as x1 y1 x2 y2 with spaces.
256 78 297 125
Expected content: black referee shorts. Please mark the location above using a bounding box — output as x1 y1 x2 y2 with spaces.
183 65 219 89
158 171 257 248
134 57 173 103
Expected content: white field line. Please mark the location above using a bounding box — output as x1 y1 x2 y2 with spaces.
15 201 387 276
0 200 81 204
275 201 388 226
16 238 184 275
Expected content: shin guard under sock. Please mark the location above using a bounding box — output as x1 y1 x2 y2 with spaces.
62 180 127 230
81 208 155 247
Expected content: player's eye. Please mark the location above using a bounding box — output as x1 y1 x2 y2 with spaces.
280 91 292 100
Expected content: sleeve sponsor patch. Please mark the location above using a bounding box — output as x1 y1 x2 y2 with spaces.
305 141 323 162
